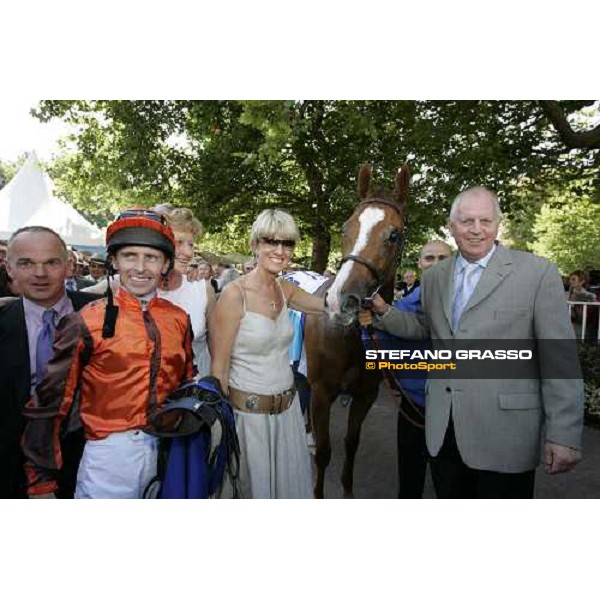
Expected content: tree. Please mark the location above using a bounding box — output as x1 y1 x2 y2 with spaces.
530 195 600 274
541 101 600 150
34 100 599 270
0 158 21 191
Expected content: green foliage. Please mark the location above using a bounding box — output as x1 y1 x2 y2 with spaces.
33 100 600 269
530 192 600 273
0 157 25 190
579 344 600 420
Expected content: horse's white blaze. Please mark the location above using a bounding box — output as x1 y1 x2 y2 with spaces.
328 207 385 314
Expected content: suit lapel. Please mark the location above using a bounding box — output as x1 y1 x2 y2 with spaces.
435 254 456 330
463 245 513 316
4 299 32 392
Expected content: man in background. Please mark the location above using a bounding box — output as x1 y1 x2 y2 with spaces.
361 239 452 497
64 249 94 291
88 253 107 283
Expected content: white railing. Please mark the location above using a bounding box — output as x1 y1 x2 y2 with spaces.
567 301 600 341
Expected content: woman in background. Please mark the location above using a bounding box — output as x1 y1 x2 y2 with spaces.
156 207 215 377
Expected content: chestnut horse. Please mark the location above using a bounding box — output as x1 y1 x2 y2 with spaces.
304 163 409 498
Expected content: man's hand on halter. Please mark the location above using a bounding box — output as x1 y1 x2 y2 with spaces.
358 293 389 327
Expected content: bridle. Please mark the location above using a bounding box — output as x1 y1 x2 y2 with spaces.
339 197 422 429
338 197 408 291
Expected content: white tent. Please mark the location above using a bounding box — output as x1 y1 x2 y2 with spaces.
0 152 105 249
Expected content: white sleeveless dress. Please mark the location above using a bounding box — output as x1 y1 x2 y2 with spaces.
227 282 313 499
159 279 211 378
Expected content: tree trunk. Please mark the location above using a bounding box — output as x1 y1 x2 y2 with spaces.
540 101 600 149
310 226 331 274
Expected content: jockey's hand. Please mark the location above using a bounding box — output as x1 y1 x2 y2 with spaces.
185 265 203 282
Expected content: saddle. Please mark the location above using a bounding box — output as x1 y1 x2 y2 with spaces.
144 376 241 499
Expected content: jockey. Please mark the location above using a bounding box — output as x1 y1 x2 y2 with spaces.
22 209 194 499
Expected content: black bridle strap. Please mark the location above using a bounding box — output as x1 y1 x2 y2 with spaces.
339 254 384 284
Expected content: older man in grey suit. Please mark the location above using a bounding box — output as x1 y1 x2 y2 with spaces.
359 186 583 498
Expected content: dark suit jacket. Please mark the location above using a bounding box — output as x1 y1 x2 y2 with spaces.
0 290 99 498
66 276 95 291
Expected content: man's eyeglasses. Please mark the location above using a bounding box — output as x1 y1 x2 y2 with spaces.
422 254 450 261
117 209 168 226
259 238 296 251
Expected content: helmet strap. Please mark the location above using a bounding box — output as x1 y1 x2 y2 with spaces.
102 264 119 339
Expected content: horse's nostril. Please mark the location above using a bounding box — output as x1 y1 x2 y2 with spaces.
341 294 361 314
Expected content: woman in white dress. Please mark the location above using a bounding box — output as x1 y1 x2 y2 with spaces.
211 209 325 498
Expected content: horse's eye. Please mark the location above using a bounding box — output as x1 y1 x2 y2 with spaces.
388 230 399 244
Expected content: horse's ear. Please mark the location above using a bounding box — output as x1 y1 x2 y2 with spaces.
393 163 410 208
358 163 372 199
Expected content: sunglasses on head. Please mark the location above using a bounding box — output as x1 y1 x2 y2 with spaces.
118 209 168 226
259 237 296 250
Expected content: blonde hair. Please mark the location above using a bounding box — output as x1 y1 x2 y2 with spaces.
153 205 203 239
249 209 299 250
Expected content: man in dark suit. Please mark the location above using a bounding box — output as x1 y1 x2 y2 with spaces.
0 226 98 498
64 249 95 291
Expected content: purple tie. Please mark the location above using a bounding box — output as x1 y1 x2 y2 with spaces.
36 309 57 385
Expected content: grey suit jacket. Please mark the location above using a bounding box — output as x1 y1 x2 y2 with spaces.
375 245 584 473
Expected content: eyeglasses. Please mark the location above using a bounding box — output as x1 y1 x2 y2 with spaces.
259 238 296 251
117 209 168 226
422 254 451 261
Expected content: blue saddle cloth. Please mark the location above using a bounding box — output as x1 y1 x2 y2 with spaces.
145 377 240 499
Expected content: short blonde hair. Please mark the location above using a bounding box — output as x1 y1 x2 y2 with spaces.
154 205 203 239
249 209 299 250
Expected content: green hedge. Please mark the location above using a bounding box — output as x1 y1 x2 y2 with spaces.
579 344 600 420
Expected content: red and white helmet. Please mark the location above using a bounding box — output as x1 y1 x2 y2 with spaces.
106 208 175 260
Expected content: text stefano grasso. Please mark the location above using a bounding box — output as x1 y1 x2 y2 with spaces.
364 349 533 360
